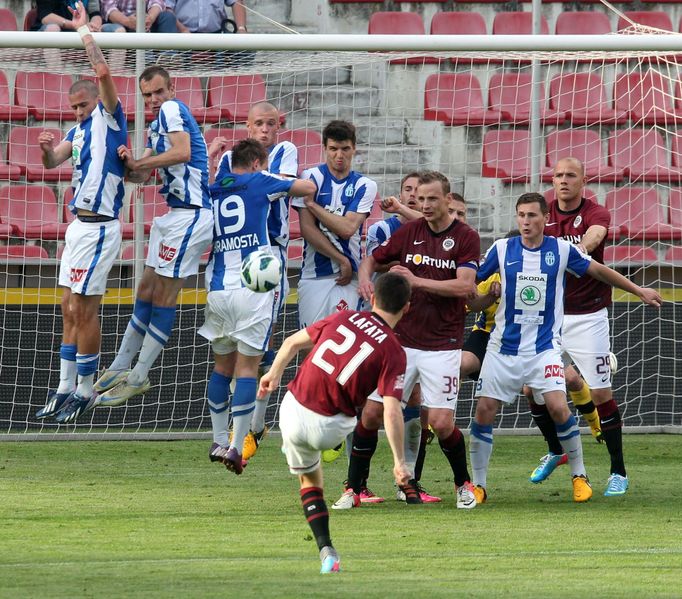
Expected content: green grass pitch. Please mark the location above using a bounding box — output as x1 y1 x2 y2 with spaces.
2 435 681 598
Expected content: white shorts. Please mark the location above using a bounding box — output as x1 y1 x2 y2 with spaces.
273 243 289 318
146 208 213 279
476 349 566 405
58 218 121 296
279 391 357 475
198 288 276 356
297 276 361 328
561 309 612 390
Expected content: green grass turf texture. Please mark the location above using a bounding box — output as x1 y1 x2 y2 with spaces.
2 435 681 598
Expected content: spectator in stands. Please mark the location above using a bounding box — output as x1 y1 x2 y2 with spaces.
33 0 104 31
165 0 247 34
101 0 177 33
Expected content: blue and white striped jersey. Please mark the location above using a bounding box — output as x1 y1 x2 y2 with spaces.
366 215 402 257
65 100 127 218
146 99 210 209
477 235 592 356
292 164 377 279
216 140 298 248
206 170 295 292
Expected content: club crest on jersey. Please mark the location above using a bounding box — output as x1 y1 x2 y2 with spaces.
344 183 354 198
545 251 556 266
70 268 88 283
519 284 542 306
158 243 177 262
442 238 455 251
544 364 564 379
573 215 583 228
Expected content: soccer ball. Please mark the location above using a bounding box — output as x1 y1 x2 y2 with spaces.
240 250 281 293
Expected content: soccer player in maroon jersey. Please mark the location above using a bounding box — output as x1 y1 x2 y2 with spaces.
338 170 481 509
258 272 412 574
527 157 630 496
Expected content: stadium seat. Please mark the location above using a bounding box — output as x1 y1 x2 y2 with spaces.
14 71 74 120
203 127 250 170
544 129 624 183
667 188 682 229
8 126 73 182
0 184 68 239
23 8 37 31
603 244 658 266
614 72 680 125
488 73 564 125
608 128 682 183
429 11 487 64
364 194 384 232
492 12 549 35
0 71 30 121
481 129 532 183
173 76 221 125
368 11 435 64
277 129 324 174
617 11 673 32
663 245 682 264
206 75 268 123
0 217 13 237
0 141 21 181
555 11 611 35
424 73 504 126
108 75 152 121
129 186 168 235
0 8 17 30
289 205 301 239
605 186 680 241
549 73 627 126
120 243 148 261
0 244 49 259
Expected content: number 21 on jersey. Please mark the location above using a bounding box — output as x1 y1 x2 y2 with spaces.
311 325 374 386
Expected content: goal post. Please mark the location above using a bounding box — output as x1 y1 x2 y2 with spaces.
0 31 680 439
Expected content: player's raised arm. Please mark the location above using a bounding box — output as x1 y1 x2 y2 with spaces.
72 1 118 115
303 195 368 241
390 262 478 299
381 196 422 222
586 260 662 307
39 130 71 169
257 328 314 398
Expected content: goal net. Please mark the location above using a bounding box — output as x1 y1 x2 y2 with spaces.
0 30 680 438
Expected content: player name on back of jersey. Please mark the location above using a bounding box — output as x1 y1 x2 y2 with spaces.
213 233 260 253
348 312 388 343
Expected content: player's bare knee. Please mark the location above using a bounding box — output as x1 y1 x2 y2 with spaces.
589 387 612 406
475 397 498 425
362 401 383 429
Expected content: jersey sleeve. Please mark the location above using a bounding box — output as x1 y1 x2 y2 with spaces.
477 241 501 280
291 167 317 209
349 177 377 214
588 203 611 229
365 221 387 257
565 241 592 277
158 101 185 134
457 225 481 270
376 344 406 402
260 171 295 200
271 142 298 177
64 126 77 144
215 151 232 182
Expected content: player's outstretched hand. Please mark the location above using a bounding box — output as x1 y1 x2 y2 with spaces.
639 287 663 308
68 1 88 28
38 131 55 152
257 372 279 399
393 461 411 488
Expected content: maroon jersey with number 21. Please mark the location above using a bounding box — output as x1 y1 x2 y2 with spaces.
288 310 407 417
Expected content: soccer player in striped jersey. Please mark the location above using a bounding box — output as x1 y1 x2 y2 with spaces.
469 193 662 504
35 2 127 423
208 101 299 456
258 272 412 573
95 65 214 406
200 139 315 473
292 120 378 329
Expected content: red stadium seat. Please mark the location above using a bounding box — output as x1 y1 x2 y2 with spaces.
368 12 434 64
618 11 673 32
430 11 487 64
667 188 682 229
289 205 301 239
8 126 73 182
14 71 74 121
129 186 168 235
0 244 49 259
204 128 250 172
481 129 532 183
173 76 221 125
0 8 17 31
108 75 152 122
120 243 148 261
663 246 682 264
543 129 624 183
206 75 268 123
287 239 303 266
277 129 324 174
608 128 682 183
488 72 564 125
549 73 627 126
604 245 658 266
23 8 37 31
0 185 68 239
492 12 549 35
605 186 680 241
0 141 21 181
364 194 384 232
555 11 611 34
424 73 504 126
614 72 680 125
0 217 13 237
0 71 30 121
